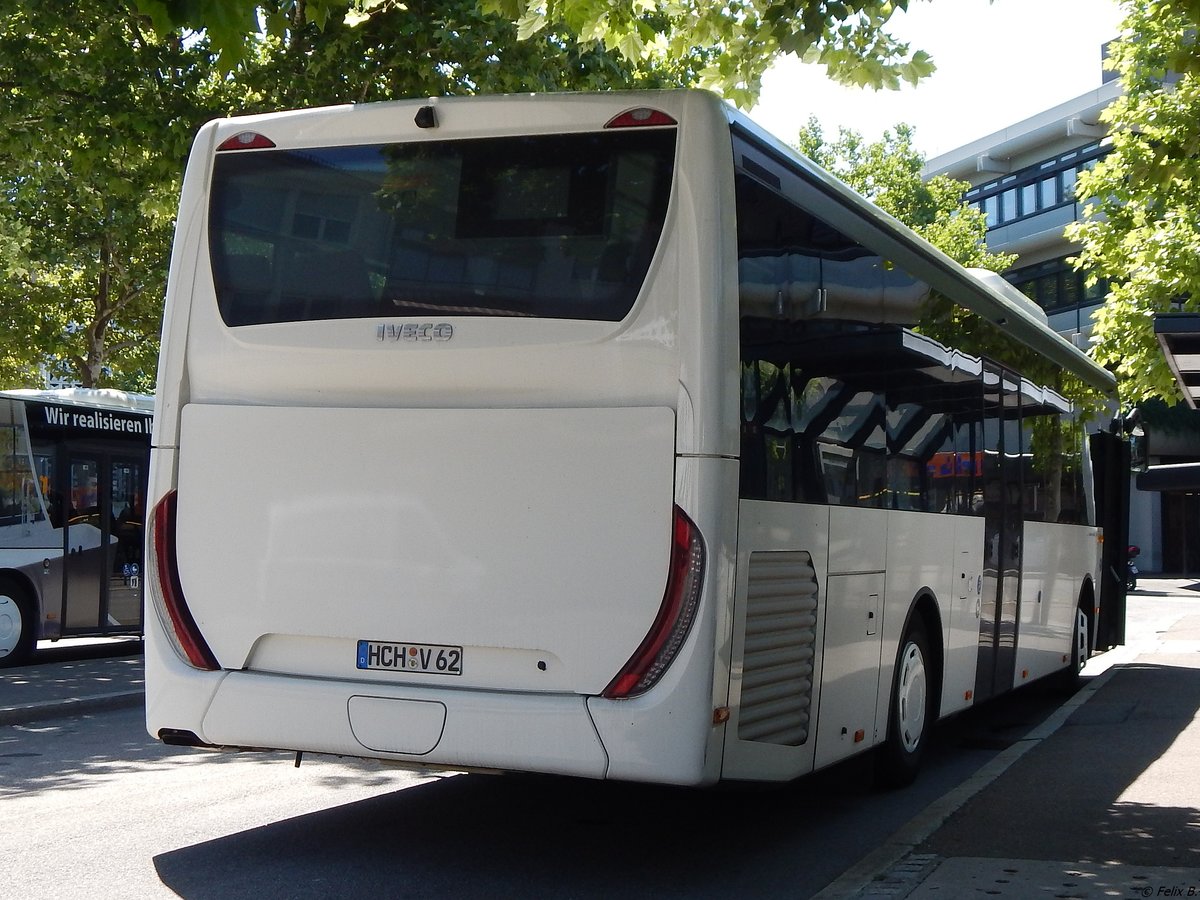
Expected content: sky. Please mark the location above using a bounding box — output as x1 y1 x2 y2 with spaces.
749 0 1127 160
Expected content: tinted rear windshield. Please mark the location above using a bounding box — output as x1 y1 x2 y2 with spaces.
208 130 677 326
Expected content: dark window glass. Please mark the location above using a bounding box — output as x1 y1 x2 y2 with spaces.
1039 176 1057 209
954 418 985 516
984 195 999 228
1060 272 1081 309
0 401 43 528
1000 188 1018 223
208 131 677 325
733 169 926 323
1061 167 1077 201
1037 274 1060 310
1006 257 1107 314
1020 183 1038 216
1022 411 1085 524
739 319 1002 516
1084 275 1109 303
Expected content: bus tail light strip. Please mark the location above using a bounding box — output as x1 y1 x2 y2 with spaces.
603 506 705 699
216 131 276 151
149 490 220 671
604 108 677 129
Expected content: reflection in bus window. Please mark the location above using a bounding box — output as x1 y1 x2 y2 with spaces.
0 401 45 527
739 321 1000 516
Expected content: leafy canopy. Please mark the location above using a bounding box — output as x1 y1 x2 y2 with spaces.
1068 0 1200 405
0 6 210 389
137 0 939 106
795 119 1013 272
0 0 677 389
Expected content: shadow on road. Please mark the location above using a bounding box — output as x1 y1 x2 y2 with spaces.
154 766 875 900
922 662 1200 869
151 681 1081 900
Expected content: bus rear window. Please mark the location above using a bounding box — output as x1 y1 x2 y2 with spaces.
208 130 676 326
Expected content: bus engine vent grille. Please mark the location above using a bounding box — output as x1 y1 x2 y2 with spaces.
737 550 819 747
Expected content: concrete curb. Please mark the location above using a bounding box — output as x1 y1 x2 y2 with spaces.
0 689 144 727
811 666 1119 900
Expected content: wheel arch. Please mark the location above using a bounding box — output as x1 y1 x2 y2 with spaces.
875 588 944 787
0 567 43 665
1078 575 1097 655
899 589 945 720
0 569 43 624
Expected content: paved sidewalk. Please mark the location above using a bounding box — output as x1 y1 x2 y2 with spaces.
0 642 144 725
820 577 1200 900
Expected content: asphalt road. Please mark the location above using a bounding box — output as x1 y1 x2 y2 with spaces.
2 674 1074 899
19 587 1191 900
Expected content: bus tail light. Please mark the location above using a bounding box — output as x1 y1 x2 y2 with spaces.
603 506 705 699
216 131 276 151
149 490 219 671
604 108 677 129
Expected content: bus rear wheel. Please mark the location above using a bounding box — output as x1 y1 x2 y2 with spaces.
1052 604 1089 694
877 619 932 789
0 577 34 668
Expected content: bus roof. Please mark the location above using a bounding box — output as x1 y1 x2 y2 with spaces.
724 104 1118 397
0 388 155 415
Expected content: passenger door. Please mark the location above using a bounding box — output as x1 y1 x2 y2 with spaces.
974 364 1023 701
61 454 144 634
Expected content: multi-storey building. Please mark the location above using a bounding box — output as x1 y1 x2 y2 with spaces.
926 67 1199 575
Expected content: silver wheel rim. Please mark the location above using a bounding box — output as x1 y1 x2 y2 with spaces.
896 639 928 753
1074 609 1088 672
0 594 22 658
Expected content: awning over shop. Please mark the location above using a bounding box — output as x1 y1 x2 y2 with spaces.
1137 461 1200 492
1155 313 1200 409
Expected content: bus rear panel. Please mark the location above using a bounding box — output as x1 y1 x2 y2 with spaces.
147 92 737 785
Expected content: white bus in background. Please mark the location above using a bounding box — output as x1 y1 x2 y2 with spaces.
0 388 153 665
146 90 1119 787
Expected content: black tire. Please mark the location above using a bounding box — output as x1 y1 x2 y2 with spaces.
877 619 933 789
0 576 35 668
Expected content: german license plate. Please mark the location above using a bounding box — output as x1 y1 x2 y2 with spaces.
357 640 463 676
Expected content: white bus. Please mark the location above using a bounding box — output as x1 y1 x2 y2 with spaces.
146 90 1118 786
0 388 153 666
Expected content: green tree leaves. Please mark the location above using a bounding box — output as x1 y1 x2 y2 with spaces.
0 0 680 389
140 0 939 105
1070 0 1200 406
0 6 209 389
795 118 1012 271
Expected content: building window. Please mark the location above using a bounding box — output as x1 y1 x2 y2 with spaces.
1007 257 1108 314
965 143 1108 231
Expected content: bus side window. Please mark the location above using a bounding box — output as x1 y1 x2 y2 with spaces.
1022 410 1086 526
32 442 59 527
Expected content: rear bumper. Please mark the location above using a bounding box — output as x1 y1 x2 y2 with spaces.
145 622 719 785
198 670 611 778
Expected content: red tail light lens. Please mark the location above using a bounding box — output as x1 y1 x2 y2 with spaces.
603 506 705 699
216 131 276 151
604 108 677 129
149 491 219 670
